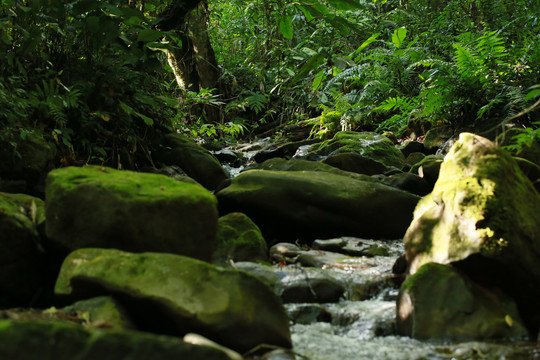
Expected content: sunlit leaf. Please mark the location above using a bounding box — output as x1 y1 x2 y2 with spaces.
138 29 164 42
312 70 326 91
327 0 364 10
392 27 407 49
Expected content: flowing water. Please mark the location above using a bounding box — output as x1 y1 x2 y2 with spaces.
217 141 540 360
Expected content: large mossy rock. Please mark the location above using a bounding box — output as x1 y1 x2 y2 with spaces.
247 158 375 182
153 133 228 190
213 212 268 266
0 132 56 193
45 166 218 261
0 192 45 307
0 320 232 360
55 248 291 353
307 131 405 168
397 263 528 340
403 133 540 337
217 169 420 241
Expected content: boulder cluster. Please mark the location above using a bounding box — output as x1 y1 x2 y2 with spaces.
1 129 539 358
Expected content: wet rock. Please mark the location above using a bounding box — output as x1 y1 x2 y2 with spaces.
409 154 443 187
214 150 245 168
0 132 55 195
286 303 333 324
183 333 244 360
397 263 528 340
261 348 298 360
62 296 135 330
246 158 375 183
45 166 217 261
254 139 320 163
423 126 454 153
213 212 268 266
399 141 424 158
234 262 343 303
269 243 303 264
307 131 405 168
322 153 389 175
0 320 232 360
55 248 291 352
217 170 420 242
153 133 228 190
381 172 431 197
404 152 425 167
0 192 45 307
404 133 540 337
311 238 392 257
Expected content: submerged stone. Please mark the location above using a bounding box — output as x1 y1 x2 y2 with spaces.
45 165 218 261
55 248 291 352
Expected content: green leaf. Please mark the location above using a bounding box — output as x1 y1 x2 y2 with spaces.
278 15 293 39
525 86 540 101
291 52 326 84
135 112 154 126
353 33 380 59
312 70 326 91
327 0 363 10
296 5 314 21
138 29 164 42
392 27 407 49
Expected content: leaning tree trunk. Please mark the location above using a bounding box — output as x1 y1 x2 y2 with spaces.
156 0 222 123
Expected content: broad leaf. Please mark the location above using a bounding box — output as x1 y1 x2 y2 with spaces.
327 0 364 10
291 52 326 84
138 29 165 42
392 27 407 49
278 15 293 40
312 70 326 90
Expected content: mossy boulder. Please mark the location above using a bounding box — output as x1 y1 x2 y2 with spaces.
397 263 528 340
0 132 56 192
213 212 268 266
409 154 443 187
0 320 232 360
403 133 540 337
423 126 454 153
217 169 420 241
308 131 405 168
321 152 389 175
62 296 136 330
55 248 291 352
45 166 218 261
0 192 45 307
246 158 375 183
153 133 228 190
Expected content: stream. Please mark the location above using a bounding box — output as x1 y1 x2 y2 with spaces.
219 140 540 360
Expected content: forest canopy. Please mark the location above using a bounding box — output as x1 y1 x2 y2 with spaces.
0 0 538 170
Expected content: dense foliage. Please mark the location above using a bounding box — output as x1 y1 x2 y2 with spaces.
1 0 539 170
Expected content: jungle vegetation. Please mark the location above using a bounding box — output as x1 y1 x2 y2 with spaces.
0 0 538 169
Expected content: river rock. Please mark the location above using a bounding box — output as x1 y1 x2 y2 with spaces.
403 133 540 337
213 212 268 266
409 154 443 187
45 166 217 261
307 131 405 168
381 172 431 197
246 158 375 182
0 320 232 360
423 126 454 153
217 169 419 242
153 133 228 190
321 153 389 175
55 248 291 352
0 192 45 307
397 262 528 340
399 141 424 158
0 132 55 194
62 296 136 330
